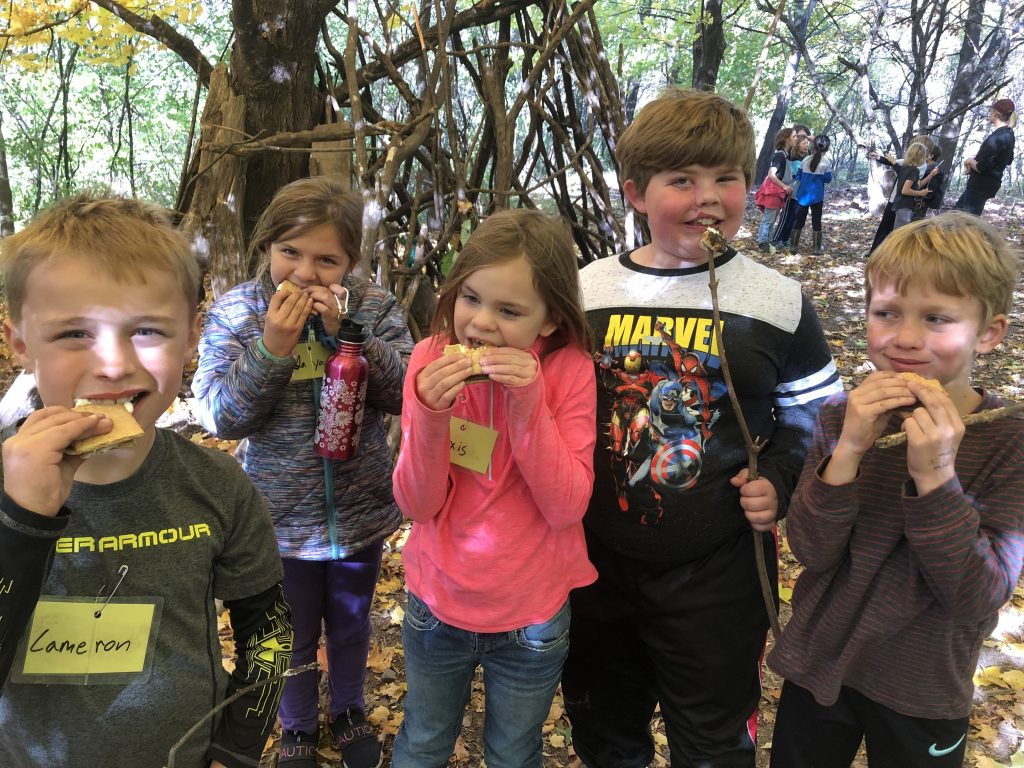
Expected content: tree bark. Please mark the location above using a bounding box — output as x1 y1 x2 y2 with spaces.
229 0 336 238
0 112 14 237
692 0 725 91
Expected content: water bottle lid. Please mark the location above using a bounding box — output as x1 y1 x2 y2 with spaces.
337 319 365 344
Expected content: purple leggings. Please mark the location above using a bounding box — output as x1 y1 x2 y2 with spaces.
278 541 384 733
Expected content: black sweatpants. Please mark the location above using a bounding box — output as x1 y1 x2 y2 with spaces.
793 201 823 230
769 681 969 768
561 527 775 768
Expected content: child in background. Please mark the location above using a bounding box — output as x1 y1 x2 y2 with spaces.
912 145 945 220
790 134 833 254
390 208 597 767
0 195 291 768
192 177 414 768
867 138 937 253
890 141 939 229
562 88 843 768
770 124 812 247
755 128 796 251
768 212 1024 768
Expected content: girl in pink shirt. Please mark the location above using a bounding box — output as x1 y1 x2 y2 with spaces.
391 208 597 767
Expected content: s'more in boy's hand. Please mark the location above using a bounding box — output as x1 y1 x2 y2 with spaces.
66 400 144 457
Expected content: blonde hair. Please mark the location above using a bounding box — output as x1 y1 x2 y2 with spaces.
615 88 755 195
865 212 1020 328
903 141 930 168
1 193 201 321
250 177 362 279
432 208 593 354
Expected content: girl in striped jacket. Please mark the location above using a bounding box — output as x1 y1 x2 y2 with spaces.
193 177 413 768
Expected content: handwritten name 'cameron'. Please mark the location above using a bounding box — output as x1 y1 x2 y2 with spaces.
29 628 131 656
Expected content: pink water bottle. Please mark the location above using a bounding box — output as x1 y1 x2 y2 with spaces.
314 320 368 460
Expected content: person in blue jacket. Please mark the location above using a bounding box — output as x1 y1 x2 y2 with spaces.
789 135 833 255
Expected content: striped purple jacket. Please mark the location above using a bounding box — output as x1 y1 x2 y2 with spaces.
192 274 413 560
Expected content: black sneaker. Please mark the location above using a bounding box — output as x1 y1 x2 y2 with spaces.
330 709 382 768
279 730 319 767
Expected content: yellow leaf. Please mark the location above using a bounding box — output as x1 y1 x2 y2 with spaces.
1001 669 1024 691
390 604 405 626
778 586 793 604
549 733 566 748
974 665 1010 688
653 732 668 746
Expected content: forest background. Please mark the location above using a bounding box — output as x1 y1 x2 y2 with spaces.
2 1 1024 766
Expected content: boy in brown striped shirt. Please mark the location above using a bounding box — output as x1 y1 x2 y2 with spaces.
767 212 1024 767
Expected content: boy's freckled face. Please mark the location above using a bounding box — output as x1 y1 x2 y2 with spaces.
624 164 747 269
3 258 199 439
866 281 1006 405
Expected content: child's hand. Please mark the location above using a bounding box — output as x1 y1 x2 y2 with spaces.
416 354 472 411
729 471 778 531
837 372 916 457
263 288 314 357
306 283 349 338
479 347 539 388
1 407 110 517
902 381 964 496
824 372 916 485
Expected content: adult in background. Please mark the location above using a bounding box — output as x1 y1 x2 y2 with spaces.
954 98 1017 216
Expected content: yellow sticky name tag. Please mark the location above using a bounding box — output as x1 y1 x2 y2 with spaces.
291 340 330 381
14 597 161 683
449 417 499 474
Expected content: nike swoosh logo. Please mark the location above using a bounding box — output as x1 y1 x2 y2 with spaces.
928 734 965 757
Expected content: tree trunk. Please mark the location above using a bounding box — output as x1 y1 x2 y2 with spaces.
692 0 725 91
0 112 14 237
179 66 249 299
229 0 335 239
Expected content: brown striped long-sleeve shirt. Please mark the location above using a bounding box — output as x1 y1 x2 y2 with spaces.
768 390 1024 719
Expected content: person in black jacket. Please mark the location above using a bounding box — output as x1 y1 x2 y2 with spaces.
954 98 1017 216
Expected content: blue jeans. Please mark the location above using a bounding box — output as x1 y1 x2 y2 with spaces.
392 592 570 768
756 207 781 244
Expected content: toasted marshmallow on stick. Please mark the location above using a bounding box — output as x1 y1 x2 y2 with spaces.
67 401 145 458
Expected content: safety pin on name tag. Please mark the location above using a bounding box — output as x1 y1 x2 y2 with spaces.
94 565 128 619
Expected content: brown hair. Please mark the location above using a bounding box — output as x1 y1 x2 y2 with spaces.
615 88 756 195
774 128 795 150
250 177 363 279
1 193 201 321
431 208 593 354
865 211 1020 328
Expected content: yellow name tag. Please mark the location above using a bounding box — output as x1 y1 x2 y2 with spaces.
291 340 330 381
450 417 499 474
13 597 162 684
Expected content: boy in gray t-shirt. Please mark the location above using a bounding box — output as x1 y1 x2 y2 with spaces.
0 195 292 768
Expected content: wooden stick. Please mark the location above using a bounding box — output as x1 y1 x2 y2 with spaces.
700 229 780 639
875 402 1024 449
166 662 319 768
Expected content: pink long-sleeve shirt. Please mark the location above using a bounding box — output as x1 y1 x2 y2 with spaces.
393 336 598 632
